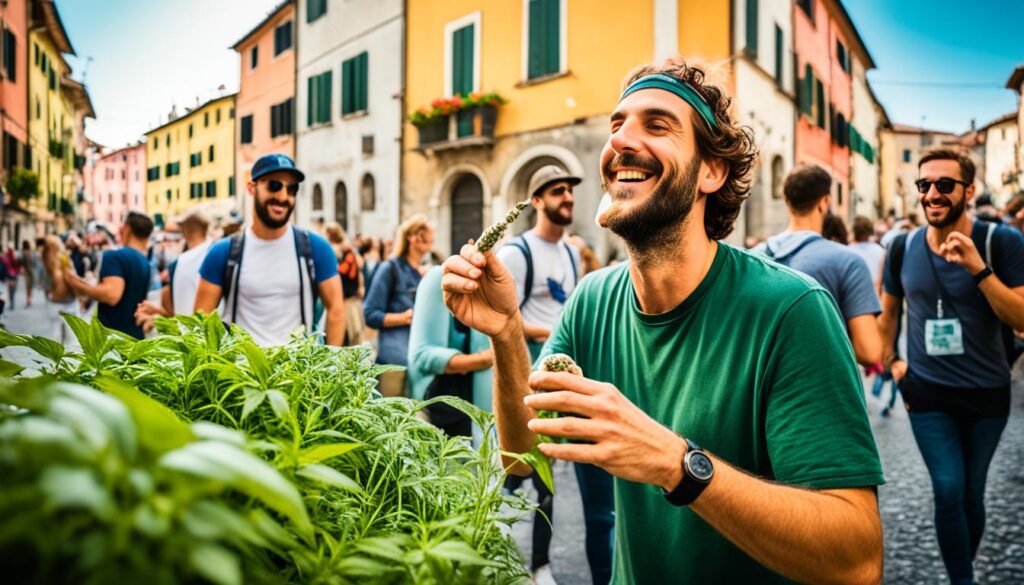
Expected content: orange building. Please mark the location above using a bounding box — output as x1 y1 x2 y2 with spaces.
232 0 296 221
793 0 872 222
0 0 29 177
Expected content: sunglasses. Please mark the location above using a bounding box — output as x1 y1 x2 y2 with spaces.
265 179 300 195
914 178 968 195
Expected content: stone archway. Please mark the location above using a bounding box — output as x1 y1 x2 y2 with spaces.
334 181 348 230
450 174 484 253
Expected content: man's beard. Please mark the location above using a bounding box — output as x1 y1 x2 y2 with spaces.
543 201 573 226
922 194 965 228
255 195 294 229
604 153 701 257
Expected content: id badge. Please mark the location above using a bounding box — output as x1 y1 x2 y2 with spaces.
925 318 964 356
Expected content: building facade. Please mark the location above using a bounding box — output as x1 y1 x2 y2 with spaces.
295 0 403 237
1006 66 1024 197
233 0 296 223
1 0 30 184
732 0 796 240
979 113 1019 203
61 76 95 226
793 0 873 224
90 143 146 232
28 0 76 231
144 94 236 227
849 58 884 219
402 0 731 261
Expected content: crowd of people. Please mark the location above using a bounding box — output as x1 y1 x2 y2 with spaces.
6 55 1024 585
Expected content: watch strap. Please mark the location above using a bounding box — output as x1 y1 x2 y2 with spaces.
972 266 993 285
664 439 711 507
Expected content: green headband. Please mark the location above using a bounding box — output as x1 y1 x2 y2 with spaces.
620 74 718 129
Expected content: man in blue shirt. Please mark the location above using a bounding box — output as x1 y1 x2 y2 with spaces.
65 211 154 339
758 164 882 366
879 149 1024 585
194 154 344 346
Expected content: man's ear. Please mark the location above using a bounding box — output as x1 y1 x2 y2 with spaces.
698 158 728 195
819 194 831 215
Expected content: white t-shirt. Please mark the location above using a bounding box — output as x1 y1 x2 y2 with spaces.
849 241 885 287
497 230 582 330
233 226 304 346
172 240 214 315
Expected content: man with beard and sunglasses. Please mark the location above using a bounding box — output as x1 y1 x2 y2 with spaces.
494 165 596 583
441 58 884 584
878 149 1024 585
194 154 345 347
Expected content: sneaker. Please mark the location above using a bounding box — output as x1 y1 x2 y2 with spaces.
531 564 556 585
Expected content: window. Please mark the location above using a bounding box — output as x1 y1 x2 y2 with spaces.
451 23 475 95
4 28 17 82
745 0 758 58
307 70 333 126
771 156 784 199
836 40 850 73
274 21 293 55
271 98 294 137
229 176 235 195
208 145 215 162
188 124 194 138
815 79 825 128
166 134 170 147
250 45 258 70
153 136 158 150
190 152 202 167
48 68 55 90
216 109 221 124
527 0 561 79
341 52 368 115
240 114 254 144
360 173 375 211
164 162 180 177
307 0 327 22
204 112 209 127
774 25 784 87
147 167 159 181
312 184 323 213
33 43 38 66
903 149 911 163
797 0 814 21
206 180 217 198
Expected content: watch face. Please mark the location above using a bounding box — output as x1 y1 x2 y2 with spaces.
687 452 714 482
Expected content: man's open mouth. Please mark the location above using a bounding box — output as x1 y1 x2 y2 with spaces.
615 170 655 183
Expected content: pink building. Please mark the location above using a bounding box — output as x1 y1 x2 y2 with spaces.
89 143 146 231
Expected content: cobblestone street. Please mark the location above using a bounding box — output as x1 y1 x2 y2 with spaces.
4 292 1023 584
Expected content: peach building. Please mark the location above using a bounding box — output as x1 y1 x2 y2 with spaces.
232 0 295 222
90 143 146 232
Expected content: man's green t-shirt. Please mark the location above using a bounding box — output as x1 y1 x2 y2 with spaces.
540 243 884 584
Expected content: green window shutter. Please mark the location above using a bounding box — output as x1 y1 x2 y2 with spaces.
774 25 783 86
342 58 353 115
307 76 314 126
815 80 825 128
544 0 559 75
528 0 543 79
358 52 368 112
528 0 560 79
746 0 758 58
452 25 474 95
321 71 332 122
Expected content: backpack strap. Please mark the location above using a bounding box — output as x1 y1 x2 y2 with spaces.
983 221 994 268
886 227 921 298
222 232 246 324
508 236 533 309
564 241 579 286
293 228 316 332
167 258 178 311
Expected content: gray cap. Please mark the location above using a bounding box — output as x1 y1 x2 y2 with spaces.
527 165 582 198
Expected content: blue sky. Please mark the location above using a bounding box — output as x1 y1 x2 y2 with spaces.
60 0 1021 147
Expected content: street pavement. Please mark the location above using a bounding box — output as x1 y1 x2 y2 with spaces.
3 291 1023 584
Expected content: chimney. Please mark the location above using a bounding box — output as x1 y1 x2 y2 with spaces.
970 118 976 132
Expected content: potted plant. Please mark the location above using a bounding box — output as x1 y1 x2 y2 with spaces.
409 97 462 146
463 92 506 138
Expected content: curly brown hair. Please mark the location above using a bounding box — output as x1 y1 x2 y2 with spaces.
622 58 758 240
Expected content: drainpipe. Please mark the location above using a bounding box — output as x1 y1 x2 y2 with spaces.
398 0 407 235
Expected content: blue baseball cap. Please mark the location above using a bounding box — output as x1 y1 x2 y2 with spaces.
251 153 305 182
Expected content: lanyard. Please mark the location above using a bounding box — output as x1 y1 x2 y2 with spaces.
924 238 959 320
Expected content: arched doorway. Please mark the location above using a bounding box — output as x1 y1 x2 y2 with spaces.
360 174 376 211
334 181 348 230
450 174 484 253
311 184 324 223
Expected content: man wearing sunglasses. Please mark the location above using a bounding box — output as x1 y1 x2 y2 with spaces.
494 164 593 583
194 154 345 347
878 149 1024 585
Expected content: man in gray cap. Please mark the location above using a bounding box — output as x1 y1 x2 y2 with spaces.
496 165 608 584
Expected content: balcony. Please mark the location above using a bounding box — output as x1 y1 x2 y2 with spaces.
415 105 498 152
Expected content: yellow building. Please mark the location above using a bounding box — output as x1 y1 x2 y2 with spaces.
145 94 236 227
402 0 731 259
28 2 77 229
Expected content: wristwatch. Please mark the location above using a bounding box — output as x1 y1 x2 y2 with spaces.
663 438 714 507
972 266 993 285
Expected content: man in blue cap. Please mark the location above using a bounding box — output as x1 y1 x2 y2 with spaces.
194 154 345 346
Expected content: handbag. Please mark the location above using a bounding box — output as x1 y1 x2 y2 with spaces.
424 319 474 438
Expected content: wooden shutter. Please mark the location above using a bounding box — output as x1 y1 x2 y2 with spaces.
774 25 783 86
452 25 473 95
358 52 368 112
745 0 758 58
307 76 315 126
342 58 353 115
528 0 560 79
320 71 332 122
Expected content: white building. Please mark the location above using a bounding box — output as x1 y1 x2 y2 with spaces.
731 0 795 241
849 59 885 219
980 113 1019 203
295 0 403 237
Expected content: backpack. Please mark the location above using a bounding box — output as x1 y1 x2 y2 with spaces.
221 228 318 332
887 222 1020 367
507 235 579 308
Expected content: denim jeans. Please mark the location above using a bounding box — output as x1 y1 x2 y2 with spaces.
908 410 1008 585
871 370 900 414
574 463 615 585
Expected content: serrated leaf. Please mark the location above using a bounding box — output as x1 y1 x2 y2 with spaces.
297 442 361 465
296 463 362 492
